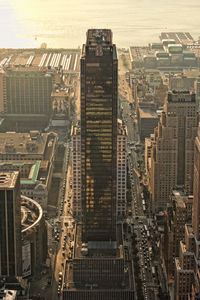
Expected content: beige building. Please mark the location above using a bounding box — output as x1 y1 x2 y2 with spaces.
164 189 193 280
0 131 57 211
174 224 196 300
149 91 198 212
117 120 127 218
71 125 81 218
145 134 154 177
174 125 200 299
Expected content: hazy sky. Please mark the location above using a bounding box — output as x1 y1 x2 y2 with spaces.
0 0 200 48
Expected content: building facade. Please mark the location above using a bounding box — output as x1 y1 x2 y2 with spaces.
0 131 57 211
164 189 193 280
80 29 118 242
149 91 198 212
117 120 127 218
174 124 200 299
71 125 81 218
0 69 53 116
64 29 134 300
137 107 159 142
0 171 22 277
71 120 127 219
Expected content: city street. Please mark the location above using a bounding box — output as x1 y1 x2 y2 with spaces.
120 96 158 299
48 138 76 300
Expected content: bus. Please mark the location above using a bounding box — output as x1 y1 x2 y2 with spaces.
147 230 150 238
152 266 156 278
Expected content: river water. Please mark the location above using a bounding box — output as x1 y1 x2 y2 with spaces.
0 0 200 48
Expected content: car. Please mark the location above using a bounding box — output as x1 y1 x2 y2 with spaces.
58 277 62 284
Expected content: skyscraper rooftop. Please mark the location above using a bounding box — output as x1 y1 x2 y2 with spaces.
0 171 19 189
86 29 113 46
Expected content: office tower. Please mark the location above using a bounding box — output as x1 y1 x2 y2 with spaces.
0 70 53 116
164 189 193 279
0 171 22 277
173 125 200 299
149 91 198 212
71 120 127 219
192 124 200 240
80 29 118 242
63 30 134 300
170 125 200 299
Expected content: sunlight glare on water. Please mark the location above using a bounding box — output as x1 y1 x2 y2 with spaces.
0 0 200 48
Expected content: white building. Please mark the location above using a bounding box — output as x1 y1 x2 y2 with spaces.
71 125 81 218
117 120 127 218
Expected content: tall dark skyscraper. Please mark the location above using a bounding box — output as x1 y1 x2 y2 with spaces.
80 29 118 242
63 30 134 300
0 171 22 277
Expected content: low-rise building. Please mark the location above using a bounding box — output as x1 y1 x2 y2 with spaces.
137 107 159 142
0 131 57 211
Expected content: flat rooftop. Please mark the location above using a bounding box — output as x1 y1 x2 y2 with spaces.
74 224 123 259
0 171 19 189
71 125 81 136
63 224 134 294
86 29 112 46
0 160 42 185
117 119 127 136
0 50 80 73
139 107 158 119
0 131 56 158
160 32 194 45
21 196 43 234
167 90 196 103
172 189 193 209
129 46 154 62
